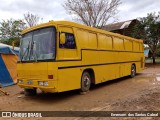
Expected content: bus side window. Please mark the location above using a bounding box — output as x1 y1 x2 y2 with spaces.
59 33 76 49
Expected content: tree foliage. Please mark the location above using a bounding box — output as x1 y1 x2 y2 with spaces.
0 12 43 46
63 0 121 28
0 19 26 46
132 12 160 63
156 43 160 57
24 12 43 27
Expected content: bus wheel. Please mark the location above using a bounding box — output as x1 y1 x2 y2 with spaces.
80 71 91 93
24 88 37 96
131 65 136 78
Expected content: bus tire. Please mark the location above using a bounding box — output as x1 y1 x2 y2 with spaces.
24 88 37 96
131 64 136 78
80 71 91 93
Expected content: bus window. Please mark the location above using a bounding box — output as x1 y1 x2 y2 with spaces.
59 33 76 49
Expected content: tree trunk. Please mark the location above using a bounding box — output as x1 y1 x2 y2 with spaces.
152 53 156 64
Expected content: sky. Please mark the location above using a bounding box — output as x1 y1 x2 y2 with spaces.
0 0 160 24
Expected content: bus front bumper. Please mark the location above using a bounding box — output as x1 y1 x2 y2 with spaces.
17 79 58 93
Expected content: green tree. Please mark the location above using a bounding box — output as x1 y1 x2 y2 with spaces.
0 19 26 46
132 12 160 64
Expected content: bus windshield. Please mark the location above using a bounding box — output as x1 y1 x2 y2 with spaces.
20 27 56 62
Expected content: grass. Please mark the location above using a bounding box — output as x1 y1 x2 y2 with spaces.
145 57 160 63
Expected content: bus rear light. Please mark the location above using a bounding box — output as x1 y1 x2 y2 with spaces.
48 75 53 79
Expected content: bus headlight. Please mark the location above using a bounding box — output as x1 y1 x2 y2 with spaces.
18 80 23 84
38 81 44 86
38 81 48 86
44 82 48 86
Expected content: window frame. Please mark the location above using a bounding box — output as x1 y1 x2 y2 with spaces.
59 32 77 49
19 26 57 62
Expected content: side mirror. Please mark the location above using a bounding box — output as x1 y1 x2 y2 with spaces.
60 33 66 44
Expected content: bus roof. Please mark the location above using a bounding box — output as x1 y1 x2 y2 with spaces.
22 20 143 43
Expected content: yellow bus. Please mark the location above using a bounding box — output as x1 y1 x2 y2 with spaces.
17 20 144 95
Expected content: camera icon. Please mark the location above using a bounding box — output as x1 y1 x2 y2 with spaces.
2 112 12 117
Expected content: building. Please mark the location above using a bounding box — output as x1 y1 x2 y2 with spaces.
101 19 140 38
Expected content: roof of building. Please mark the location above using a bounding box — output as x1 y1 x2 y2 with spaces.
102 19 138 31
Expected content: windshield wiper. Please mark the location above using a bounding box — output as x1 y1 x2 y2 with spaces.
21 41 31 61
29 41 37 62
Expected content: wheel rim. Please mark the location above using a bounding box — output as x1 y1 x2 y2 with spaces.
81 72 91 92
84 76 90 88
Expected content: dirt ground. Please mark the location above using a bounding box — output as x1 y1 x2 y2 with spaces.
0 63 160 120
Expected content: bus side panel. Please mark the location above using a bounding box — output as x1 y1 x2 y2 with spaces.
57 68 82 92
93 61 143 85
81 50 99 65
135 61 143 73
93 64 120 84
